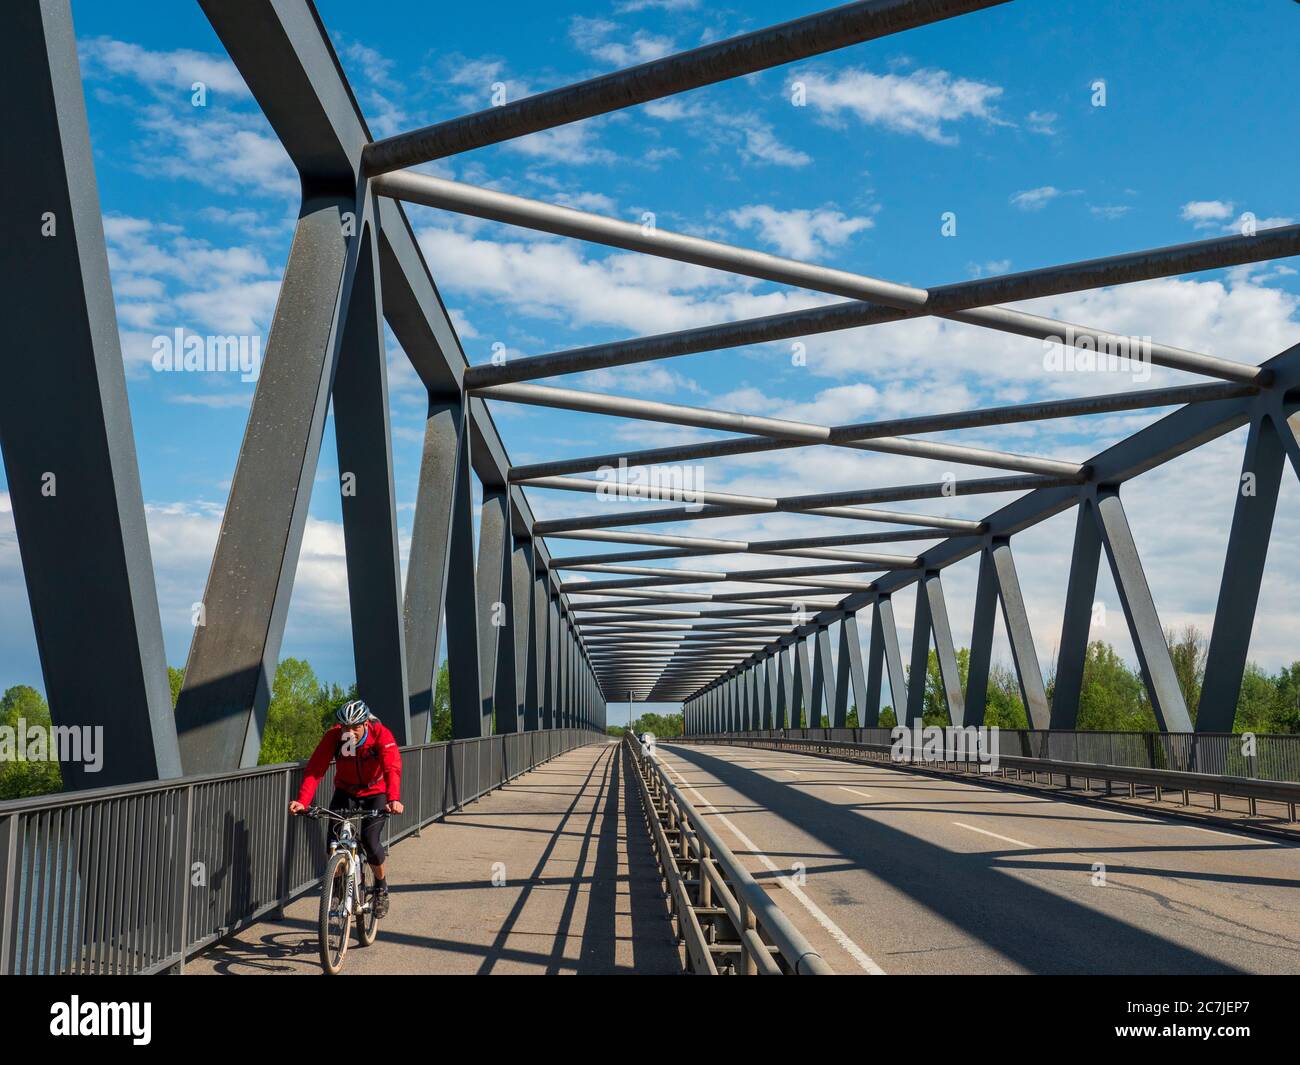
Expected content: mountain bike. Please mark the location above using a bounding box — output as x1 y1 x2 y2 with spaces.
305 806 388 974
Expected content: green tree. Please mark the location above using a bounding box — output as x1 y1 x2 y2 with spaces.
168 666 185 708
630 711 683 737
983 664 1030 728
1167 624 1206 723
1073 641 1155 731
429 660 453 742
0 685 63 799
258 658 350 765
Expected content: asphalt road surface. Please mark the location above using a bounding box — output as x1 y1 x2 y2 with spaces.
655 741 1300 975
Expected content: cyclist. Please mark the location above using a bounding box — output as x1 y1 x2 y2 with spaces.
288 699 404 918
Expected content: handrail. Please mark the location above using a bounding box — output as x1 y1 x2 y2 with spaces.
0 728 603 974
623 733 832 974
681 733 1300 824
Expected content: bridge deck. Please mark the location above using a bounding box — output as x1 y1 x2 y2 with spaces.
655 742 1300 975
188 741 682 975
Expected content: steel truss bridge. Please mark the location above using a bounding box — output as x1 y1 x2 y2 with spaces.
1 0 1298 976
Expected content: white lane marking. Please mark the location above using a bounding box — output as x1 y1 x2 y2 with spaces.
952 822 1034 849
786 769 801 777
839 786 874 799
659 757 886 975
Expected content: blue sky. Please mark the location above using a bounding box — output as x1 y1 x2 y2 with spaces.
2 0 1298 716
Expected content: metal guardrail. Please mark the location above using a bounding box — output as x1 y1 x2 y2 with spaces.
681 733 1300 824
695 727 1300 782
0 728 602 975
623 733 832 975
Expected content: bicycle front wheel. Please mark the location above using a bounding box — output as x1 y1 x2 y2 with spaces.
318 852 352 974
355 860 379 947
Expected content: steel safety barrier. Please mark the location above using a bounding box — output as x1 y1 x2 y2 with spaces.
695 727 1300 782
679 733 1300 825
624 733 832 974
0 728 602 975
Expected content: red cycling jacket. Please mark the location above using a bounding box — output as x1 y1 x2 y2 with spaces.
297 721 402 806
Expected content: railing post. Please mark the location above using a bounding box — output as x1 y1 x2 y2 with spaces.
0 814 16 975
170 784 195 974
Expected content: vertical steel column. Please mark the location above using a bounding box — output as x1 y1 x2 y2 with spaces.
793 638 813 728
507 530 533 733
988 538 1050 728
4 0 179 786
439 400 484 739
835 613 869 727
777 645 793 728
403 395 465 743
1051 499 1102 728
527 564 547 731
759 652 769 728
175 189 364 769
475 487 511 735
867 596 907 726
546 590 560 728
924 571 965 726
964 546 998 726
334 214 411 741
1199 412 1288 730
905 581 933 727
813 624 837 727
1094 489 1193 732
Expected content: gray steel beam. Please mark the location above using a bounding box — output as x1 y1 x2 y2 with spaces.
1198 410 1289 731
876 596 908 723
175 190 362 770
792 638 813 728
334 213 411 742
534 473 1079 535
512 383 1257 482
466 228 1297 388
508 534 534 732
443 400 484 738
835 614 869 726
475 488 511 735
1051 499 1102 728
1093 489 1193 732
812 625 837 727
402 396 463 743
389 173 1248 386
362 0 1008 174
528 567 547 730
905 581 933 726
489 383 1083 477
926 572 965 726
3 0 180 786
988 538 1050 729
964 547 998 727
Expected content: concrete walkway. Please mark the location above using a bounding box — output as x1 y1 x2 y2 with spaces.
189 740 683 975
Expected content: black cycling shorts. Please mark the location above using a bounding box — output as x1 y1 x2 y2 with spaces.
327 789 387 865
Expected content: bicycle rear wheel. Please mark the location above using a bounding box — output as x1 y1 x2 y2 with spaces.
355 860 379 947
318 852 352 974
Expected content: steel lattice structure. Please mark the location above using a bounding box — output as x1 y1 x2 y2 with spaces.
4 0 1299 787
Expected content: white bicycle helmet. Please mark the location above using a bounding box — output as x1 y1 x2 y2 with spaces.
336 698 372 726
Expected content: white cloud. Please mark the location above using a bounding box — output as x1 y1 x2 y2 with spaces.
644 98 811 167
728 204 874 259
1026 110 1057 135
79 37 250 98
1180 200 1234 227
1011 186 1061 211
794 65 1004 145
1089 204 1132 220
569 16 676 67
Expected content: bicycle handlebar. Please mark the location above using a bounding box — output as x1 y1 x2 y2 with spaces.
303 805 390 821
